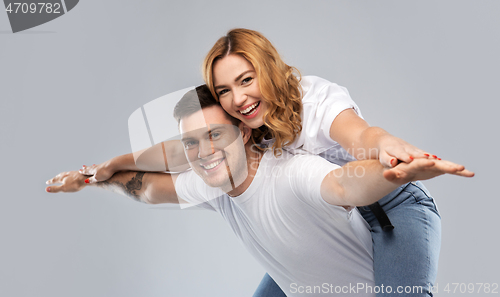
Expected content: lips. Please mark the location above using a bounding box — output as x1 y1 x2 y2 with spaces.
238 102 260 118
200 158 225 171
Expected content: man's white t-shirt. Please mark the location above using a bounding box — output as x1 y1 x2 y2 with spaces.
175 150 375 296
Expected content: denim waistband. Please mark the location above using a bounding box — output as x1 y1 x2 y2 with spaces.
358 181 433 214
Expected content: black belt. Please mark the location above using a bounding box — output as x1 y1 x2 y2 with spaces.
368 202 394 231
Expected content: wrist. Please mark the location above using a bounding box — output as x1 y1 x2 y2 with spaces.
376 132 394 156
106 156 121 173
356 127 387 160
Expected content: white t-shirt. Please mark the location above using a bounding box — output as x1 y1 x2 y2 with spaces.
175 150 374 296
284 76 363 166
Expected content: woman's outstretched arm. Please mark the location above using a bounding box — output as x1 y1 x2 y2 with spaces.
329 108 434 167
80 140 189 184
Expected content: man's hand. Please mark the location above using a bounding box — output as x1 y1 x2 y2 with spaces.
46 170 88 193
384 158 475 183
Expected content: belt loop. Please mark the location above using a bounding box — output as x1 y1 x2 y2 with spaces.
368 202 394 231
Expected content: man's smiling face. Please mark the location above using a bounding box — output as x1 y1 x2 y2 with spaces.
179 105 248 192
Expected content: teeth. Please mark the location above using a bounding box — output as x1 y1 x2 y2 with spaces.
202 159 223 170
239 102 259 115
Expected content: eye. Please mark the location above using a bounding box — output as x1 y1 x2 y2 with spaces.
242 76 253 84
182 140 198 150
209 131 221 140
218 89 229 96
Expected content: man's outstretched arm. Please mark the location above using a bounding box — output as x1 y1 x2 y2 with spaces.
46 170 181 204
321 158 474 207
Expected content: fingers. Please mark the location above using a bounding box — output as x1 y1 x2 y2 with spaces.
46 185 64 193
407 151 440 161
431 159 474 177
383 160 432 181
379 150 396 167
84 176 98 184
414 158 474 180
410 150 430 159
79 164 106 183
383 142 437 163
383 168 404 182
453 169 475 178
46 172 69 185
45 177 56 185
381 150 434 169
381 146 419 168
384 159 435 182
396 151 414 163
410 158 436 170
79 164 96 176
385 155 474 183
386 145 415 163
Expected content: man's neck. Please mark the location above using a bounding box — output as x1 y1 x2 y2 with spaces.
226 143 263 197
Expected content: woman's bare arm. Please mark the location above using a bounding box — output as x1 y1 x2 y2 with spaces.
329 109 433 167
80 140 190 184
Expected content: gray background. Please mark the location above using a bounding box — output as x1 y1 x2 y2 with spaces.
1 0 499 296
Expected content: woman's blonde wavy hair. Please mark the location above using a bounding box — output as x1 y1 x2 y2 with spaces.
202 28 303 156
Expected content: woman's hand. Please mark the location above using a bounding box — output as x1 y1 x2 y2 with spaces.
78 160 117 184
377 134 437 168
45 170 88 193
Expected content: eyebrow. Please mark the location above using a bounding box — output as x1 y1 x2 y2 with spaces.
180 127 224 142
180 136 195 142
214 70 255 90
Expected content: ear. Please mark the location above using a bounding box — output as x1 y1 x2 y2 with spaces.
239 122 252 144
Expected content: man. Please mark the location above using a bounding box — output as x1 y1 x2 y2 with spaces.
46 85 473 296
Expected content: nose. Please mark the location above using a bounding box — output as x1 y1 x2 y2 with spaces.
232 88 248 108
198 138 215 159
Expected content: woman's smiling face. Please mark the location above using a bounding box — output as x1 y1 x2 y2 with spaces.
212 54 268 129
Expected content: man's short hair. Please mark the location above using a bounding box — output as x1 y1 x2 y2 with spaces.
173 84 240 126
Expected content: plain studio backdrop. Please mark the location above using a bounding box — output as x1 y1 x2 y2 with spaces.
1 1 498 296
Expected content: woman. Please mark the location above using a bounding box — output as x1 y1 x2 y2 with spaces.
201 28 441 297
77 29 442 296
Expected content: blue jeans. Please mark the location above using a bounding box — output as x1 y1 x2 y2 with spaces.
253 181 441 297
253 273 287 297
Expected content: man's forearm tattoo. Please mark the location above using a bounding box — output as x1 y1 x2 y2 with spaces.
98 172 146 202
126 172 145 194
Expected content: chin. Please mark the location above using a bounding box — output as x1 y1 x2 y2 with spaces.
203 176 231 189
245 118 265 129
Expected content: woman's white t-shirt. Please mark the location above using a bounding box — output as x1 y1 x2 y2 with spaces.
283 76 362 166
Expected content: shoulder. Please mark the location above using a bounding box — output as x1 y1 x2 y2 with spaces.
300 76 349 102
280 153 342 207
266 151 340 182
286 152 340 171
300 75 331 89
174 170 202 197
175 170 200 186
261 149 296 167
175 170 225 206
